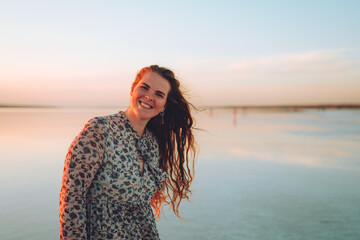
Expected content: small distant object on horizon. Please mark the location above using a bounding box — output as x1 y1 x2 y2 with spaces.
205 104 360 109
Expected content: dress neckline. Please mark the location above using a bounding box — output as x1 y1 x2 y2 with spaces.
118 110 149 140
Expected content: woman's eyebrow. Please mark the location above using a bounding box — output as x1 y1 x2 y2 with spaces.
156 90 166 97
140 83 150 88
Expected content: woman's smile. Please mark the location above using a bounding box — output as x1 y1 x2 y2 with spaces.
139 100 153 109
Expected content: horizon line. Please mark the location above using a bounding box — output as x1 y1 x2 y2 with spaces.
1 103 360 109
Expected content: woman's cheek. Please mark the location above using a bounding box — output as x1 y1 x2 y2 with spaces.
159 99 166 107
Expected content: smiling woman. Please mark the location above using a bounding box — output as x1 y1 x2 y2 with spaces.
59 65 197 239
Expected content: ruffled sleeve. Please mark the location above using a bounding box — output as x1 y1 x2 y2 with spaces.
59 117 107 239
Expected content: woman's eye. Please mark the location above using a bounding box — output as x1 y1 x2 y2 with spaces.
156 93 164 98
140 86 148 90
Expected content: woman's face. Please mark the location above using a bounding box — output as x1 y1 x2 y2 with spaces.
129 71 171 122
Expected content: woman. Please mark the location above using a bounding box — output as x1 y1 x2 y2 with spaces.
59 65 197 239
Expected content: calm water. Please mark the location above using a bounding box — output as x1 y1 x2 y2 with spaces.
0 107 359 239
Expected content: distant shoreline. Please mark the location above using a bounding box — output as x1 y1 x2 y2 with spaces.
0 105 120 109
1 104 360 110
204 104 360 110
0 104 59 108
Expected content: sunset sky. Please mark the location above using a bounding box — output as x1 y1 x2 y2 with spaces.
1 0 359 107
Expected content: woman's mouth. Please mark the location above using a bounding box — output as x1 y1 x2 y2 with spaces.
139 101 153 109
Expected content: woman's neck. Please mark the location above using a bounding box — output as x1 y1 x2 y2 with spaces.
124 109 148 137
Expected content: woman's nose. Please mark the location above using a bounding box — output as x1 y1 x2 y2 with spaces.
145 95 154 101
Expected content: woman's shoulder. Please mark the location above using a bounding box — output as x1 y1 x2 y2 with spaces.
88 111 125 125
82 112 122 133
102 111 127 123
86 111 131 136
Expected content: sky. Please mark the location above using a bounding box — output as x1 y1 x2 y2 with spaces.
0 0 360 107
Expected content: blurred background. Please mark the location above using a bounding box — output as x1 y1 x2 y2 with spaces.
1 0 360 107
1 1 360 239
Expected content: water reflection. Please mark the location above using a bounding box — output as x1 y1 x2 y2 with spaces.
1 107 360 239
197 107 360 171
1 107 359 174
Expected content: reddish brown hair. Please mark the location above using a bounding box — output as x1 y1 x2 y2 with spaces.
132 65 197 219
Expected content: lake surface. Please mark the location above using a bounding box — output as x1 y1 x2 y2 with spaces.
0 107 359 239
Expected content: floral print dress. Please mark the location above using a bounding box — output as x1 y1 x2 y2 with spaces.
59 111 168 240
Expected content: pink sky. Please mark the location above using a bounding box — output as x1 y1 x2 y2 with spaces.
1 2 360 107
1 50 359 107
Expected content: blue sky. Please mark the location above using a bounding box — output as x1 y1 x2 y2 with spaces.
1 0 359 106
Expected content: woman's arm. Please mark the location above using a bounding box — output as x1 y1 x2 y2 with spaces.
59 117 107 239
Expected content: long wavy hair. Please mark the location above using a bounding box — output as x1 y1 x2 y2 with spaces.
131 65 197 219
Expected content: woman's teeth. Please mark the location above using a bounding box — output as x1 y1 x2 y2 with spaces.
140 101 152 109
